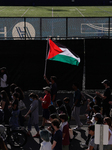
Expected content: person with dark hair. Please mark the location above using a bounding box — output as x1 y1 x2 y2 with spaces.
1 90 11 124
44 75 57 104
93 113 103 124
93 105 100 113
9 92 19 130
12 93 26 127
87 101 95 121
96 79 111 117
40 129 52 150
87 105 100 125
93 95 102 107
48 104 57 114
59 113 70 150
72 82 83 130
87 125 97 150
47 113 58 128
39 86 51 130
82 105 101 148
56 99 67 115
85 99 93 123
63 97 71 123
10 83 17 95
51 119 62 150
14 86 24 101
56 99 63 109
14 87 26 126
24 93 39 138
9 83 17 100
47 113 58 144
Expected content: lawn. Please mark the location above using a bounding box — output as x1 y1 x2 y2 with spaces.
0 6 112 17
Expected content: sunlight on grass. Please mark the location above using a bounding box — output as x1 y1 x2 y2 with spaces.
0 6 112 17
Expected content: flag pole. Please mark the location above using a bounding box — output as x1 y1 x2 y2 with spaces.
44 39 49 76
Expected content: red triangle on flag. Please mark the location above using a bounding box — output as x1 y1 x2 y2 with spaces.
47 39 63 59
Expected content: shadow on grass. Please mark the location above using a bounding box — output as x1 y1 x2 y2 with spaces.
46 8 68 12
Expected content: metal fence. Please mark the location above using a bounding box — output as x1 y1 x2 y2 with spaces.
0 17 112 40
0 0 109 6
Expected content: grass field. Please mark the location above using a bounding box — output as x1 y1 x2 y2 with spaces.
0 6 112 17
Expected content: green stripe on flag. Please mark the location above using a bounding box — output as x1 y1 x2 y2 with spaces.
49 54 80 66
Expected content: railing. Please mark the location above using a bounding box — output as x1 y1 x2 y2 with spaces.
0 17 112 40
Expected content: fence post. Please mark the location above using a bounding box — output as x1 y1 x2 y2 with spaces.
40 18 42 40
108 17 110 39
99 125 103 150
82 38 85 91
66 17 68 40
24 17 26 40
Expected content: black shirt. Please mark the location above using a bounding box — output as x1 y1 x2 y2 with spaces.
53 130 62 150
73 89 81 107
103 88 111 108
12 99 18 111
50 82 57 102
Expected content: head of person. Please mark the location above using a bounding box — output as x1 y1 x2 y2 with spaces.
63 97 70 104
56 99 63 107
10 83 17 94
50 76 57 84
12 92 20 100
43 86 51 94
103 117 112 127
51 119 60 130
0 67 7 74
14 87 24 100
48 104 57 114
29 93 38 102
93 113 103 124
88 125 95 136
72 82 79 91
101 79 110 87
93 96 101 106
93 105 100 113
40 130 50 142
49 113 57 121
1 90 9 102
89 101 94 111
59 113 68 123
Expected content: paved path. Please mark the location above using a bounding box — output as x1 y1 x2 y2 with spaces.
7 119 88 150
7 91 91 150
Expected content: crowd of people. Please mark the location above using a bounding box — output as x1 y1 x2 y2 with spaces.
0 67 112 150
83 79 112 150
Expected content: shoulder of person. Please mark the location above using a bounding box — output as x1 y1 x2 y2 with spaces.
32 100 38 105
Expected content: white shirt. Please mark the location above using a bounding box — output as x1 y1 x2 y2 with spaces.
40 141 52 150
1 74 8 88
108 129 112 144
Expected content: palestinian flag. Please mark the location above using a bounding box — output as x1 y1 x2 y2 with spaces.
47 39 80 66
